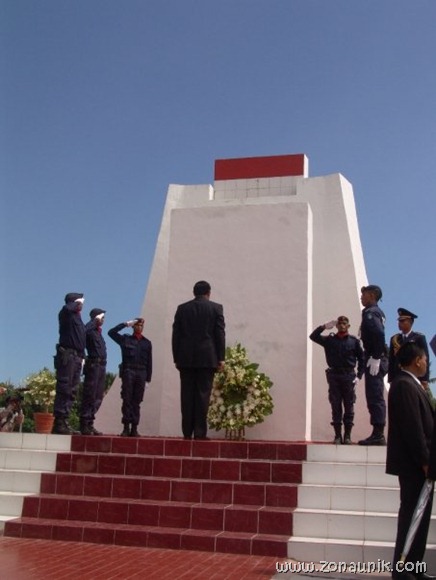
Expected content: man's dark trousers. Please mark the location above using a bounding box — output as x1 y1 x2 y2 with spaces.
180 368 215 439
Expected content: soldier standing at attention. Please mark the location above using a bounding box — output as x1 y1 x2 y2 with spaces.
80 308 107 435
52 292 86 435
358 285 388 446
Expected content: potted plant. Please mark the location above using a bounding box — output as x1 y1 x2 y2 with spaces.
24 368 56 433
208 343 274 440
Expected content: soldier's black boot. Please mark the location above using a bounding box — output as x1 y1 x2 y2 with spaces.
80 420 94 436
120 422 130 437
130 424 140 437
333 423 342 445
52 418 72 435
358 424 386 446
343 425 352 445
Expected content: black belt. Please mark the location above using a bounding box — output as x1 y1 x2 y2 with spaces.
59 346 84 358
124 365 147 370
327 367 354 374
87 357 107 364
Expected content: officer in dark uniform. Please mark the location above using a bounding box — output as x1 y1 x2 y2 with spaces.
358 284 388 446
79 308 107 435
388 308 431 388
310 315 364 444
108 317 152 437
52 292 86 435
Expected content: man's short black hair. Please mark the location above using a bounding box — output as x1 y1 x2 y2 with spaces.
397 341 426 367
193 281 211 296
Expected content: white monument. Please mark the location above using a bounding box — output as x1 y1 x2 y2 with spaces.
97 154 372 441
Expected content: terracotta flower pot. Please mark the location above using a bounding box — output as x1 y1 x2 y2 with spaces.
33 412 55 434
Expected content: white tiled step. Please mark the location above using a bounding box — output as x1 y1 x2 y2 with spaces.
302 461 393 487
288 537 436 570
298 483 400 512
0 433 71 533
0 469 42 493
0 491 31 515
0 449 58 471
307 444 387 464
0 433 72 452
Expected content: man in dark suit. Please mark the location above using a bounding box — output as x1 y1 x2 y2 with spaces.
386 341 434 579
389 308 431 389
172 280 226 440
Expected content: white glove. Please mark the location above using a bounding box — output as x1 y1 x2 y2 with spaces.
75 297 85 305
324 320 337 330
126 320 136 327
95 313 105 321
367 357 381 376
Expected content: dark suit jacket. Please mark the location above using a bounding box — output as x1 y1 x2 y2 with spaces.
386 370 434 476
172 296 225 369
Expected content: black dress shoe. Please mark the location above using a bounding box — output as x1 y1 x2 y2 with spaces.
194 436 210 440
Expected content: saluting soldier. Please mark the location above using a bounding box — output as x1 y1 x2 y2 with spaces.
52 292 86 435
310 315 364 444
80 308 107 435
108 318 152 437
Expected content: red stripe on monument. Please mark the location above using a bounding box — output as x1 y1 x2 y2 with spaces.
214 154 305 180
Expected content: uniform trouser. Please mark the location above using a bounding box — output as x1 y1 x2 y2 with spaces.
54 353 82 419
364 356 388 426
392 471 434 577
120 369 147 425
179 368 215 439
80 362 106 421
326 370 356 426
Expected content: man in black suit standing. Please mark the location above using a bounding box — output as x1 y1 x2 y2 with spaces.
172 280 226 440
386 341 434 579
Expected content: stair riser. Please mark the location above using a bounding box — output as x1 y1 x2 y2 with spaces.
56 453 302 484
40 473 298 507
70 436 307 462
4 519 288 557
21 495 293 535
293 511 436 544
302 462 393 487
298 484 401 512
288 539 436 569
0 471 42 493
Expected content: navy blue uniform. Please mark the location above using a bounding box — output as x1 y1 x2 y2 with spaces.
80 319 107 424
310 326 364 427
54 302 86 420
109 323 152 427
360 304 388 426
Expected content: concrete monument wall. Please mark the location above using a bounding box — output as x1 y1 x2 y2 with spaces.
97 154 371 441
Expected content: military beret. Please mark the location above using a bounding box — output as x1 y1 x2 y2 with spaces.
90 308 106 319
361 285 382 301
397 307 417 320
65 292 84 304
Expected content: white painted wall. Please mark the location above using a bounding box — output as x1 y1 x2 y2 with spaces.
97 170 372 441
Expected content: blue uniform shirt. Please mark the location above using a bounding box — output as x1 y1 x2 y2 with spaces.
310 326 365 378
108 323 152 382
360 304 386 358
58 302 86 356
85 319 107 360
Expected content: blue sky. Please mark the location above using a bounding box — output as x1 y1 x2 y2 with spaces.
1 0 435 385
